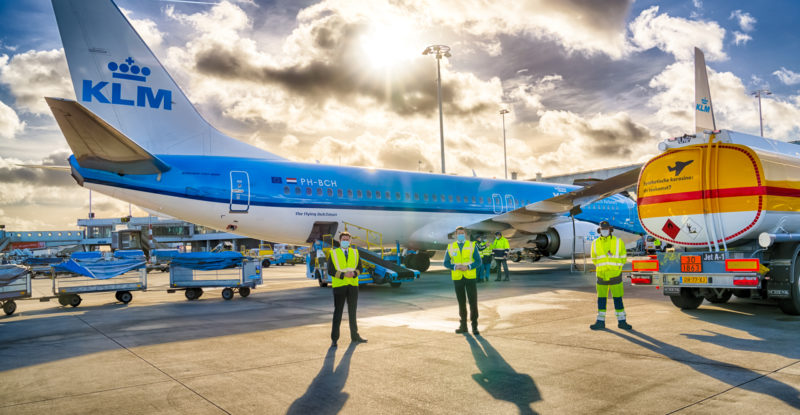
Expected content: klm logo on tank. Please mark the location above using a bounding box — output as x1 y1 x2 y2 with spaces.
696 98 710 113
81 57 172 110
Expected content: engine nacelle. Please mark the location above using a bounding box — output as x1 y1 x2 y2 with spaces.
531 220 599 259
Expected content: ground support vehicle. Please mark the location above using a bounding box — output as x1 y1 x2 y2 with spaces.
0 265 31 316
168 259 261 301
150 249 179 272
306 247 420 288
51 260 147 307
632 131 800 315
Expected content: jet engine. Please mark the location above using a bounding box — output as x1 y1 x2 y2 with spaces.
529 220 599 259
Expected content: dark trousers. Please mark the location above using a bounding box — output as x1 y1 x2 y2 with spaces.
454 278 478 327
495 259 509 280
331 285 359 342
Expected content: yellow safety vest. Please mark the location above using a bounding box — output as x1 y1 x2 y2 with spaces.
448 241 477 280
491 236 510 250
591 236 626 281
330 247 359 287
478 241 492 257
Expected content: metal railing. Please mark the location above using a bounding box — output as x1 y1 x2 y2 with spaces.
342 222 384 257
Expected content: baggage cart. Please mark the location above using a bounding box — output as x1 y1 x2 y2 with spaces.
51 260 147 307
169 259 261 301
0 265 31 316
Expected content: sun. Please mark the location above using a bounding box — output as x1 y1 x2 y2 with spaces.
359 23 418 70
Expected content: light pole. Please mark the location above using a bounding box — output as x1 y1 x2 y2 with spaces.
751 89 771 137
422 45 451 174
499 109 510 179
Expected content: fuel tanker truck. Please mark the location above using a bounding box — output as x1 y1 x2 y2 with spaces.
629 48 800 315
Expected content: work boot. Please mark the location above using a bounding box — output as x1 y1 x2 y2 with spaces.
472 325 480 336
617 320 633 330
589 320 605 330
352 336 368 343
504 277 509 281
455 323 468 334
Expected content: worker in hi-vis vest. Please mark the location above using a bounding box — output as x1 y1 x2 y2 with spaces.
590 221 632 330
491 231 510 281
327 231 368 347
443 226 482 335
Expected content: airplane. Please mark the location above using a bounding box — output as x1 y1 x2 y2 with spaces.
46 0 644 272
667 160 694 176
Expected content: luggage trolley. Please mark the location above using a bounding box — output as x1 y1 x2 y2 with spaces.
51 259 147 307
168 252 261 301
0 265 31 316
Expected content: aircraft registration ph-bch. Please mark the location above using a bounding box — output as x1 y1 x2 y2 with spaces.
47 0 644 271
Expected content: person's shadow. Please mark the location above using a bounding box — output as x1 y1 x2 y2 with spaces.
286 343 358 415
465 334 541 415
611 330 800 410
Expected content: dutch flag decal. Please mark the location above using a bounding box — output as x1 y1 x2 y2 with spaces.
286 178 297 184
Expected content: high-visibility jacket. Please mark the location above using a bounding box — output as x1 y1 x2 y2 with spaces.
448 241 477 280
330 247 359 288
478 241 492 257
654 239 662 247
591 235 626 284
490 236 510 251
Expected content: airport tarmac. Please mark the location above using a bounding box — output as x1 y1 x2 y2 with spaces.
1 260 799 414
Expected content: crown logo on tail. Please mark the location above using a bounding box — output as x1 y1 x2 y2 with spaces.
108 57 150 82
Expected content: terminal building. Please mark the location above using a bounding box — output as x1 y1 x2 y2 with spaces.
1 216 262 255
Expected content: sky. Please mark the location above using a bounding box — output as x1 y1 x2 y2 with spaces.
2 0 800 230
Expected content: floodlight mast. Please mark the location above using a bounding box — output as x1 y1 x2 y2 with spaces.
422 45 451 174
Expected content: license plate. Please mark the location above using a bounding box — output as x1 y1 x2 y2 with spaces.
681 276 708 284
681 255 702 272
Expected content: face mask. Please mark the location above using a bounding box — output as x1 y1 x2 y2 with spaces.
340 240 350 249
457 234 466 242
601 229 610 237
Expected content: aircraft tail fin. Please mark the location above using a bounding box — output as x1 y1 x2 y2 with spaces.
694 47 716 133
51 0 283 160
46 97 170 175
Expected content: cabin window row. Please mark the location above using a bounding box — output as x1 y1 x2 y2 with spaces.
282 186 530 206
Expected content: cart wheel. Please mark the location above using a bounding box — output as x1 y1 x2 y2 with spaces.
195 288 204 299
69 295 82 308
3 300 16 316
58 295 69 306
119 291 133 304
222 288 234 301
239 287 251 297
115 291 123 302
185 288 198 301
261 259 271 268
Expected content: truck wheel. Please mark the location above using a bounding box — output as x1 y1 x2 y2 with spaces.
704 289 732 304
261 259 271 268
222 288 234 301
3 300 16 316
778 257 800 315
239 287 251 297
669 288 703 310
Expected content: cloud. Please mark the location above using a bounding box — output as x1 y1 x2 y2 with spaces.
773 67 800 85
628 6 727 61
120 7 165 49
0 99 25 139
730 10 756 32
0 151 73 188
732 31 752 46
0 48 73 115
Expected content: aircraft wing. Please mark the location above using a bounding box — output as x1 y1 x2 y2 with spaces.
470 167 641 234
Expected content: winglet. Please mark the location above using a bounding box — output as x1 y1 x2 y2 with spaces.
46 97 170 175
694 47 716 133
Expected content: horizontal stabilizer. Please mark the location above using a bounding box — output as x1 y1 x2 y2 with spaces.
46 97 170 175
